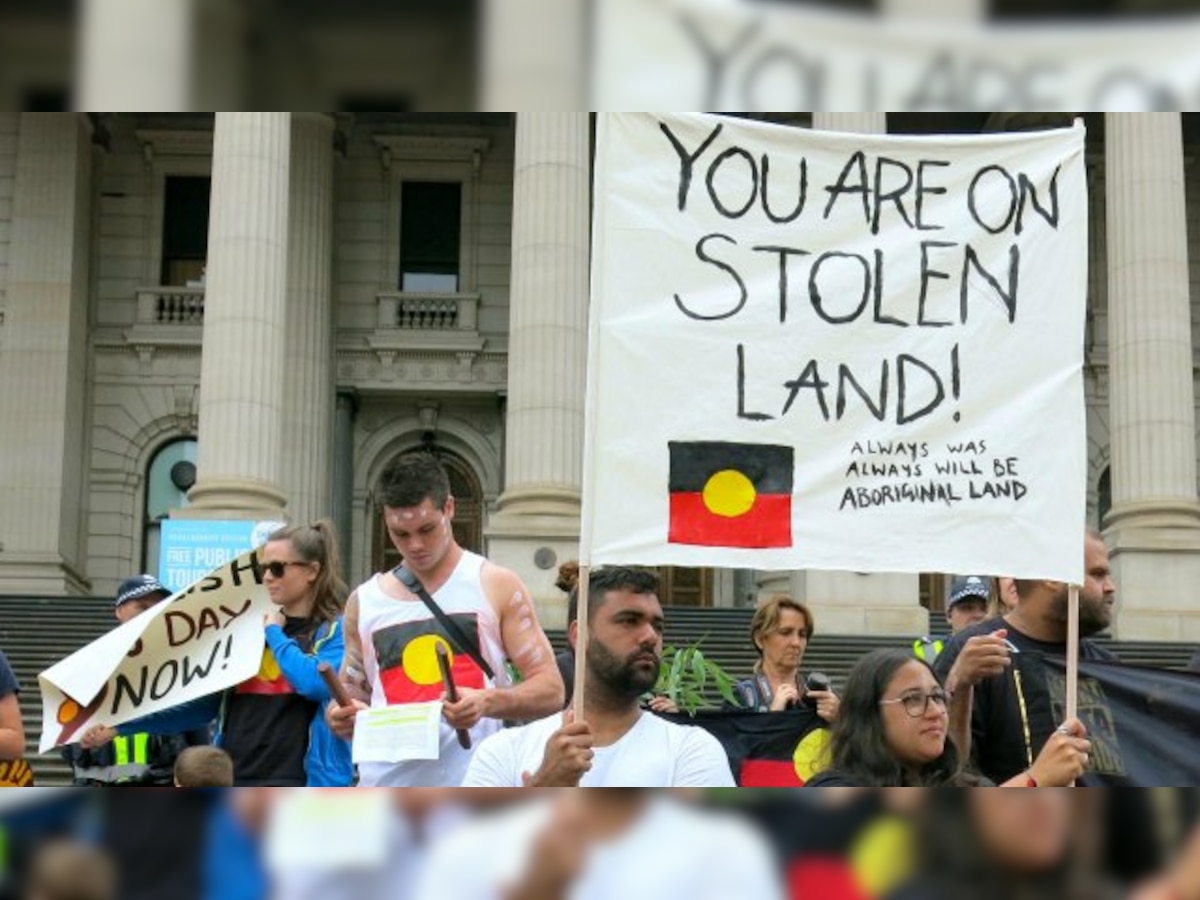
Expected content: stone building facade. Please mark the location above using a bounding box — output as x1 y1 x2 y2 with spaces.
0 111 1198 640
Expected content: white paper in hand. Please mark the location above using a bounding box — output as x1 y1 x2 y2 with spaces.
264 789 391 871
351 702 442 764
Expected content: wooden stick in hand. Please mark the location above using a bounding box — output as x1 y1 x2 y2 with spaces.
319 662 353 708
437 643 472 749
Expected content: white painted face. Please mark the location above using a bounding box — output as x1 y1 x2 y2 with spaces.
384 497 456 574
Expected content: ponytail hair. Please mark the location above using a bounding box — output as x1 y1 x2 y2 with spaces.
266 519 348 626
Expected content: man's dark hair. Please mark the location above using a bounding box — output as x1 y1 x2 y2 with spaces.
378 453 451 509
573 566 659 624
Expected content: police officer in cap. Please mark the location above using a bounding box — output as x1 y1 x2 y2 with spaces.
913 575 992 663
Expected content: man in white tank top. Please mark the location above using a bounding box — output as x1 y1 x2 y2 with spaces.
325 453 564 786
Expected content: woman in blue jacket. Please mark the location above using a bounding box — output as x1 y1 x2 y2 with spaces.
93 520 353 786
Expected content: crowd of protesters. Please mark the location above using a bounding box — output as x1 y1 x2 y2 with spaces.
5 789 1200 900
0 455 1179 793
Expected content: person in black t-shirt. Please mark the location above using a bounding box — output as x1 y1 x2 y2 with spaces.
933 529 1118 785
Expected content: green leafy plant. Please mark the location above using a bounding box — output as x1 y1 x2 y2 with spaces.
653 640 739 715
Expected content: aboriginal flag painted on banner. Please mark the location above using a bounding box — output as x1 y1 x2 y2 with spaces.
667 441 794 549
661 707 830 786
1040 657 1200 786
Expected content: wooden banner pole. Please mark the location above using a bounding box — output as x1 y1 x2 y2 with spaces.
572 564 591 722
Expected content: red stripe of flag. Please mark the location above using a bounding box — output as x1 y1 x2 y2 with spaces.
740 758 805 787
669 492 791 548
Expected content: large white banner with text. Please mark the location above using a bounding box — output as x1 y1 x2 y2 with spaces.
583 112 1087 582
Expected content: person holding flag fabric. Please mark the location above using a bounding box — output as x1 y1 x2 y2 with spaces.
732 595 839 721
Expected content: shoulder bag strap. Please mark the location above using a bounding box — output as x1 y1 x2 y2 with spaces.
393 564 496 680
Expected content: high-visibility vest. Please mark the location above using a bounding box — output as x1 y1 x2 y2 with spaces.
912 637 944 662
74 732 153 784
113 733 150 768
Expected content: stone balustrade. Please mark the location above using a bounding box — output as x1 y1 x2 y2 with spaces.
376 291 479 331
135 286 205 325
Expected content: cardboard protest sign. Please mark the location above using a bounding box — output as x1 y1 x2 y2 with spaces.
583 113 1087 582
593 0 1200 112
38 550 271 752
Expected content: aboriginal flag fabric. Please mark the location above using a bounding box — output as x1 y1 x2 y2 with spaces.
668 441 794 549
373 614 488 705
661 707 829 786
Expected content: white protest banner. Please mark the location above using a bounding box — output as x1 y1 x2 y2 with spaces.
593 0 1200 112
38 549 272 752
583 113 1087 583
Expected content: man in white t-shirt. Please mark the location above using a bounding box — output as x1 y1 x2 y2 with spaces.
463 567 735 787
413 792 783 900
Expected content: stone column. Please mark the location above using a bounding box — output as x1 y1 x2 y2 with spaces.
77 0 194 110
280 113 335 526
0 114 93 594
480 0 585 110
756 113 926 636
185 113 290 519
485 113 589 625
77 0 246 110
1104 113 1200 640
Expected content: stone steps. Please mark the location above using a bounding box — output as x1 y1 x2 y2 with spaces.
5 596 1197 786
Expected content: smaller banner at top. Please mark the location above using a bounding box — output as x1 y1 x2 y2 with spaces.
593 0 1200 112
583 113 1087 583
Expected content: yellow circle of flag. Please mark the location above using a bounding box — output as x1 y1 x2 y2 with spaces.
402 634 454 686
793 728 833 783
702 469 757 518
850 816 916 898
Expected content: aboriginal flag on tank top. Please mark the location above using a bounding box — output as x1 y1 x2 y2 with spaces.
373 614 488 704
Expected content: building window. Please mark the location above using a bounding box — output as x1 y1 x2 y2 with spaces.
400 181 461 292
143 439 198 574
161 176 211 286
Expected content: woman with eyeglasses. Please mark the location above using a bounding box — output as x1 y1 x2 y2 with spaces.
806 649 1088 787
84 521 354 786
